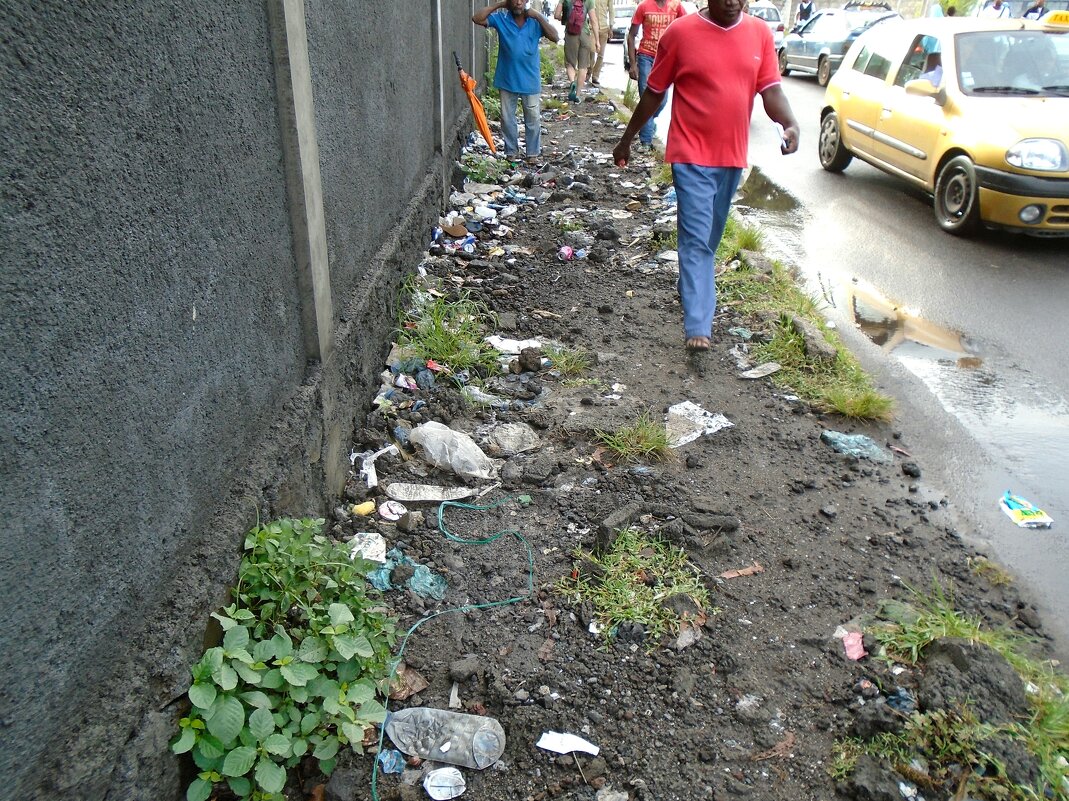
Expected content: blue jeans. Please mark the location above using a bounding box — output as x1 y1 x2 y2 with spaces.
636 53 667 146
672 163 744 339
499 89 541 157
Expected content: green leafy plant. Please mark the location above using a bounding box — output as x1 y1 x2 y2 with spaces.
460 152 510 184
651 228 677 251
171 518 397 801
622 80 638 110
651 162 673 186
595 410 673 462
558 528 711 648
398 286 501 374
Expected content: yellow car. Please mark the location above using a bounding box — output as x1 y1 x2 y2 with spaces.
819 12 1069 236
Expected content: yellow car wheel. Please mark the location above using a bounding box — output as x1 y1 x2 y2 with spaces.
819 112 853 173
934 156 981 236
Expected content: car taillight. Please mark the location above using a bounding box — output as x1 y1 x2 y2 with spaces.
777 22 784 30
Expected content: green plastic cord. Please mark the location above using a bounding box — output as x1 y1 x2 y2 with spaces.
370 495 534 800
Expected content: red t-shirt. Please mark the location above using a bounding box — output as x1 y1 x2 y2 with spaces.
646 12 780 168
631 0 687 57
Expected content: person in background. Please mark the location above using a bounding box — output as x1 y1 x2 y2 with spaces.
796 0 814 24
980 0 1010 18
929 2 944 17
613 0 800 352
627 0 688 149
555 0 602 102
947 5 957 14
919 51 943 84
589 0 613 86
1023 0 1046 19
473 0 559 161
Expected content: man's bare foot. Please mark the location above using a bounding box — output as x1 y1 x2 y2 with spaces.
686 336 711 351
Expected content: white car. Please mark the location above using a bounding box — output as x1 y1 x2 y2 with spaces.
749 0 786 48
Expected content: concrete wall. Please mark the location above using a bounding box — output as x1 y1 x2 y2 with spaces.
0 1 487 798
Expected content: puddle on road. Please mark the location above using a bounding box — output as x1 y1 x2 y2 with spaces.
733 169 1069 508
736 167 799 212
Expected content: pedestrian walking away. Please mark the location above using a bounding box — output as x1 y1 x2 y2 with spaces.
627 0 688 147
613 0 800 352
554 0 602 102
473 0 559 161
589 0 613 87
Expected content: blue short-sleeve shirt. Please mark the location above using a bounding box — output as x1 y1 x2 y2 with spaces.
487 10 544 95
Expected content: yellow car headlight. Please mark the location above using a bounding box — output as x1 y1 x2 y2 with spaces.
1006 139 1068 172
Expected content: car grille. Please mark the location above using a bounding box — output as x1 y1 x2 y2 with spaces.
1047 204 1069 226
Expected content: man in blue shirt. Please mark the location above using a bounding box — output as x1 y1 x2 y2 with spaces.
474 0 559 161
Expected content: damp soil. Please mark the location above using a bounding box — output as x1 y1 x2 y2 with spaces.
312 84 1058 801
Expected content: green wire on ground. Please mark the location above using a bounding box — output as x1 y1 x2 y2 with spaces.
370 495 535 801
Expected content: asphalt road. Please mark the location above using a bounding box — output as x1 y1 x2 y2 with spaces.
742 76 1069 653
595 42 1069 652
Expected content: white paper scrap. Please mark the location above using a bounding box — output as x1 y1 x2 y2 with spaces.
536 731 600 756
485 335 543 355
666 401 734 448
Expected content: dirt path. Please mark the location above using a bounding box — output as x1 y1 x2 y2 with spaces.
322 82 1057 801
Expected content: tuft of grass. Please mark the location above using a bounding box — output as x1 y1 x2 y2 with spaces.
969 556 1014 587
540 42 563 84
545 344 592 378
561 377 608 390
652 229 677 251
612 109 631 126
595 410 673 462
557 527 710 648
622 80 638 110
858 580 1069 800
651 161 673 186
398 283 501 374
558 217 585 233
544 97 566 111
717 257 894 421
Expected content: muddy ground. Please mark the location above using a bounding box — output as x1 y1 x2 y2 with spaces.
315 83 1059 801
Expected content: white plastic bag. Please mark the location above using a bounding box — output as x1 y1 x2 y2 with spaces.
408 422 496 481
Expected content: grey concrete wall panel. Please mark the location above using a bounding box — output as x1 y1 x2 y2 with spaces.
445 0 480 129
1 1 305 796
0 1 474 798
304 3 438 303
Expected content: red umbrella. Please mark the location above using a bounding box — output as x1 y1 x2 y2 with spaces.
454 52 497 153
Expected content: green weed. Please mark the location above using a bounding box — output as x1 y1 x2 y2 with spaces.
651 161 673 186
544 97 566 111
398 285 501 374
460 152 509 184
171 518 397 801
622 80 638 110
545 344 592 378
652 229 677 251
855 581 1069 800
557 527 710 648
595 410 673 462
969 556 1014 587
717 258 894 421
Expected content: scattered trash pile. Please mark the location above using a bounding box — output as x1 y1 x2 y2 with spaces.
309 90 1065 801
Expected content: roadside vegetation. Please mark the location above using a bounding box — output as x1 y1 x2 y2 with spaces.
171 518 397 801
716 220 893 421
595 409 673 462
397 282 501 376
558 527 711 649
831 582 1069 801
544 343 593 378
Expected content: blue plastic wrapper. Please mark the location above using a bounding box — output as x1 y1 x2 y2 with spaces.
377 749 405 774
415 369 436 391
368 549 448 600
819 430 893 464
885 688 916 714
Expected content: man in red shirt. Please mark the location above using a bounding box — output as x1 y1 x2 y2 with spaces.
613 0 799 352
627 0 688 147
